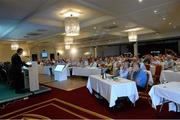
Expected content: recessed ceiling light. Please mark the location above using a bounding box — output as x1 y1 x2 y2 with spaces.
113 22 116 25
162 17 166 21
125 25 129 28
138 0 143 3
93 26 97 30
169 22 172 25
153 10 158 14
155 32 159 35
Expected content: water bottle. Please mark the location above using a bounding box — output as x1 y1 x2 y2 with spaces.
103 73 107 79
174 65 177 72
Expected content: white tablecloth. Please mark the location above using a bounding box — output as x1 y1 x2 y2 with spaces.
72 67 101 77
149 82 180 112
38 65 55 75
87 75 139 107
160 70 180 83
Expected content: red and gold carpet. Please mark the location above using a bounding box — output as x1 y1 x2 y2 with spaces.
0 86 180 119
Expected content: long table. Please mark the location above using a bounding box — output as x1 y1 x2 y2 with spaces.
72 67 101 77
87 75 139 107
149 82 180 112
38 65 55 75
160 70 180 83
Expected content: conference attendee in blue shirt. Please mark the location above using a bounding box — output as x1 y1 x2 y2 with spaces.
131 62 148 91
119 61 130 79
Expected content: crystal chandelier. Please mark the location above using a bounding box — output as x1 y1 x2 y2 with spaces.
64 36 73 44
65 44 71 50
11 43 19 50
64 15 80 36
128 32 137 42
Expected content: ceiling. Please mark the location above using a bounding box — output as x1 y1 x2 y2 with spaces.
0 0 180 48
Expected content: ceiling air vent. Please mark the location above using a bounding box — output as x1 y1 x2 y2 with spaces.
41 41 49 44
27 32 42 36
24 36 29 38
37 29 48 32
103 25 118 30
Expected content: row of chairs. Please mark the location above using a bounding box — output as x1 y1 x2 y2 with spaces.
145 64 162 84
0 63 12 86
139 64 163 105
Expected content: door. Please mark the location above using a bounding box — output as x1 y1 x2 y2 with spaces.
32 54 38 61
50 53 55 61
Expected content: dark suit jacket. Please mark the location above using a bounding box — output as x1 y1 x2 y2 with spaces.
10 53 29 74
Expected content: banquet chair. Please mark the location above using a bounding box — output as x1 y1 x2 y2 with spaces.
138 71 151 104
145 64 150 70
153 65 162 84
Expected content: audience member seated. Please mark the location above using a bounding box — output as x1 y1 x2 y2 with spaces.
83 58 89 67
77 58 84 67
128 62 147 91
151 56 161 65
89 58 97 67
105 59 113 74
164 55 175 70
119 61 130 79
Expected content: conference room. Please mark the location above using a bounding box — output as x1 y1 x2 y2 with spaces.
0 0 180 119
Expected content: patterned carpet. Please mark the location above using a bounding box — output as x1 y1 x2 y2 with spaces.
0 86 180 119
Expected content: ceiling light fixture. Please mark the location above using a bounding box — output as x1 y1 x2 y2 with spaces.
155 32 159 35
169 22 172 25
64 36 73 44
11 43 19 50
63 9 81 36
124 27 144 32
138 0 143 3
57 50 64 55
65 16 80 36
173 26 176 29
65 44 71 50
128 32 137 42
71 48 78 55
113 22 116 25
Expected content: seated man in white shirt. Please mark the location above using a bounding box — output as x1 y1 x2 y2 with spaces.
164 55 175 70
151 56 161 65
70 59 78 67
83 58 89 67
77 58 84 67
90 58 97 67
119 61 130 79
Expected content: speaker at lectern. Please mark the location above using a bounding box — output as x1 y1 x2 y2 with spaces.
54 64 68 81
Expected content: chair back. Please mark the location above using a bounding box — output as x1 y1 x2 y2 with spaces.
145 71 150 92
155 65 162 76
145 64 150 70
154 65 162 84
138 71 150 101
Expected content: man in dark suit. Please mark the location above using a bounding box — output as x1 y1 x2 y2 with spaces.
10 48 31 93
